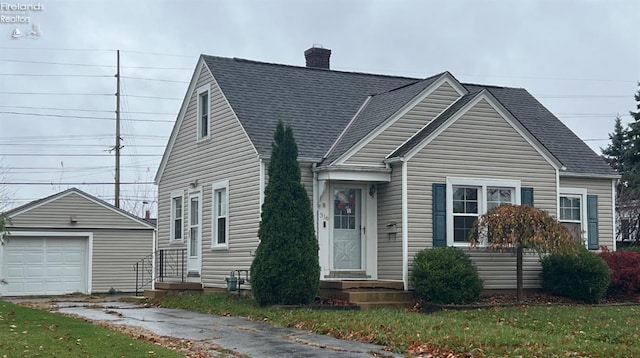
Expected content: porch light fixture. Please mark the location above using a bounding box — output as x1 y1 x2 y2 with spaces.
369 184 377 197
69 215 78 225
387 222 397 241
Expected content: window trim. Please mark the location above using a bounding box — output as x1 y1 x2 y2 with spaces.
446 177 521 247
170 190 184 242
211 180 229 250
559 187 588 245
196 84 210 141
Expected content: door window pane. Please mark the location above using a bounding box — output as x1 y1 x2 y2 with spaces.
334 189 358 230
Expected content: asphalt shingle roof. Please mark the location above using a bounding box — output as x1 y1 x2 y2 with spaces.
200 55 615 176
323 73 443 164
203 56 417 159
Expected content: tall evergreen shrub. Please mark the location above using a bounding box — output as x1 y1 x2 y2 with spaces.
250 121 320 305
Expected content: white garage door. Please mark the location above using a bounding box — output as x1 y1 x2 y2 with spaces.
1 236 88 296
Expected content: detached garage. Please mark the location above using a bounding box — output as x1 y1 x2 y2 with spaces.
1 188 154 296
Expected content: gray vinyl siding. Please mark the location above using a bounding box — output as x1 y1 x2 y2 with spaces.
377 165 402 280
9 192 145 229
406 98 557 289
262 160 313 203
157 64 261 289
91 230 153 292
300 162 314 203
560 176 615 250
467 250 544 289
345 82 460 166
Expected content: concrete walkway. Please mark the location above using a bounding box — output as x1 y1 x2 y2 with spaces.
45 299 401 358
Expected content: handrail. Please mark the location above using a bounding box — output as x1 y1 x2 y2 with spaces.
133 248 187 295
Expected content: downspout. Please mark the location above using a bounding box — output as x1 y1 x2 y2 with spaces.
259 158 265 219
312 164 319 237
612 178 617 251
401 159 409 291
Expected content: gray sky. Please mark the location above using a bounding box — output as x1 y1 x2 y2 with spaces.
1 0 639 215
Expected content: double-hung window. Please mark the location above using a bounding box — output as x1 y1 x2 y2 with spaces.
447 178 520 246
197 85 210 140
212 180 229 249
559 188 587 242
170 191 184 242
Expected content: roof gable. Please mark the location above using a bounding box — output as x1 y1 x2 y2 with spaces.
390 90 562 171
464 85 615 176
5 188 155 229
325 72 467 165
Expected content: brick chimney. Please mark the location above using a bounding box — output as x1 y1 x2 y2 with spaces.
304 45 331 69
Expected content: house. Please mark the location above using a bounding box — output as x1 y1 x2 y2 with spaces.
1 188 155 296
154 46 618 292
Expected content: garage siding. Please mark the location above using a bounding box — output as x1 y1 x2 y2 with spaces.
9 192 145 228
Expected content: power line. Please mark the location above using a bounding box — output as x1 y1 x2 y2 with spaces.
121 75 189 83
122 94 182 100
0 105 176 115
2 154 161 157
0 91 112 96
0 143 165 148
0 73 111 78
0 105 114 113
0 111 174 123
1 182 156 185
0 58 114 67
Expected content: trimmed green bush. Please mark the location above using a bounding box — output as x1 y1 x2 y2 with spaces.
250 121 320 306
540 247 611 303
411 247 483 304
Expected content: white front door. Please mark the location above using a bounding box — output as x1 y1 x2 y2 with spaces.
187 190 202 275
332 187 363 270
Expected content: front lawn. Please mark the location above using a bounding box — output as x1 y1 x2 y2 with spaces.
161 293 640 357
0 300 183 358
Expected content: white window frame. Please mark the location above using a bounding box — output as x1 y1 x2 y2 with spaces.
212 180 229 250
559 188 588 245
170 190 184 242
446 177 521 247
196 84 211 141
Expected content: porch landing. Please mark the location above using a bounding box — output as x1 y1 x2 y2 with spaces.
319 280 413 310
143 282 203 299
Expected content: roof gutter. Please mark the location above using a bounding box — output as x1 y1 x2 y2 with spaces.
559 172 621 179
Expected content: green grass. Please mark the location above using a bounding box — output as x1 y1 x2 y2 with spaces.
161 293 640 357
0 300 184 358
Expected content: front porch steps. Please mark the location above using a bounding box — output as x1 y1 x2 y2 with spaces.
143 281 203 299
319 280 413 310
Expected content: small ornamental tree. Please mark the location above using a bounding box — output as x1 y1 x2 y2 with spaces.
470 204 579 301
250 120 320 306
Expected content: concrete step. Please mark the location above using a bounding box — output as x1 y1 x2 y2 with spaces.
319 280 404 290
144 289 167 299
155 282 203 290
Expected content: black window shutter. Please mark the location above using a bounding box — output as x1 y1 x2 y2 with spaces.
587 195 599 250
521 187 534 206
432 183 446 247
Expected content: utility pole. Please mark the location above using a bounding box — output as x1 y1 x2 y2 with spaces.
115 49 121 208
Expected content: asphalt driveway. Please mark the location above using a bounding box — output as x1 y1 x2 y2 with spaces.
9 297 401 357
